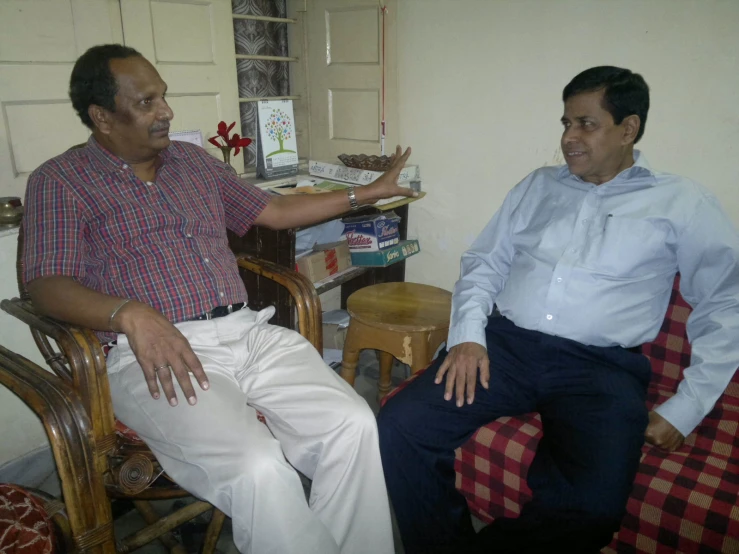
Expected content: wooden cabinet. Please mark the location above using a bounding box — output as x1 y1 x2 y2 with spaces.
229 203 409 329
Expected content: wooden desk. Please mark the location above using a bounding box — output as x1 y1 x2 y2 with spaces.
228 203 410 329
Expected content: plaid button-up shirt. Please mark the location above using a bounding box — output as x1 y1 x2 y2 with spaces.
22 136 272 342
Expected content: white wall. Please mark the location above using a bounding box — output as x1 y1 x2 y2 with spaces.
0 230 49 466
397 0 739 290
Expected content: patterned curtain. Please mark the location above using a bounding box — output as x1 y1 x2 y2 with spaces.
231 0 289 167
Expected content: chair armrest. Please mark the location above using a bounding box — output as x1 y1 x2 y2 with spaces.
236 254 323 354
0 344 115 550
0 297 117 456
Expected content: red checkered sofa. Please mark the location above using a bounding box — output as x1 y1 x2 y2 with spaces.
387 276 739 553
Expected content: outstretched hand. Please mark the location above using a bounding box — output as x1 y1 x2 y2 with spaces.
435 342 490 407
363 145 417 202
115 301 210 407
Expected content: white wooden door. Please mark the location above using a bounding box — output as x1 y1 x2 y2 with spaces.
304 0 398 163
0 0 123 198
120 0 244 171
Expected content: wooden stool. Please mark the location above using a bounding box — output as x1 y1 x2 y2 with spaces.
341 282 452 400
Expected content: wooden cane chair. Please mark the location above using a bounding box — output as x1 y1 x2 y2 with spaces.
0 227 322 553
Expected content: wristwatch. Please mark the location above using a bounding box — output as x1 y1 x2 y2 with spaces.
347 187 359 210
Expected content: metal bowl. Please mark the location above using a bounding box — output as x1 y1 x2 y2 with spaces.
0 197 22 225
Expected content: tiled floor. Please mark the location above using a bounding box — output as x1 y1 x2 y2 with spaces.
50 350 413 553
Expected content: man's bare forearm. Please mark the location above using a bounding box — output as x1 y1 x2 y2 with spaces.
254 146 415 230
26 275 133 332
255 187 379 230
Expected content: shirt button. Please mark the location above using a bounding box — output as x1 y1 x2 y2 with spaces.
122 164 128 169
204 258 210 263
219 292 225 298
186 233 192 238
571 248 578 253
582 218 588 224
556 277 563 283
546 314 553 320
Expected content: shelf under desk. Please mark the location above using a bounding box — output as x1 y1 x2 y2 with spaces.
313 266 369 295
228 203 410 330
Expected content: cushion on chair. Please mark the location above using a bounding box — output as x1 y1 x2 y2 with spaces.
0 484 55 554
609 397 739 553
115 419 146 444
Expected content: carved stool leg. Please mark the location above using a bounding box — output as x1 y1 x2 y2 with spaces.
341 322 363 385
377 351 395 402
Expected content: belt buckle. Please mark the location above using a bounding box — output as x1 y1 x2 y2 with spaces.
205 311 213 320
227 304 233 314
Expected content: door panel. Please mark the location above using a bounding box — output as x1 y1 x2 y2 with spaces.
121 0 243 170
0 0 121 197
305 0 397 162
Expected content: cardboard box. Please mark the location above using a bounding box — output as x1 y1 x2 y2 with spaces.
342 212 400 251
349 239 420 267
296 241 351 283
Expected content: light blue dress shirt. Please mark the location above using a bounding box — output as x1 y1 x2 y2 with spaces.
448 151 739 437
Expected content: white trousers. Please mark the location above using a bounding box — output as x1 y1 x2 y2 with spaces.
106 307 394 554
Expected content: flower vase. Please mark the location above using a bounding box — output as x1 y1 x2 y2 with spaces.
220 147 236 174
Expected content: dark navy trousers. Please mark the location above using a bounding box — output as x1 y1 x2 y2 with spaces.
378 316 651 554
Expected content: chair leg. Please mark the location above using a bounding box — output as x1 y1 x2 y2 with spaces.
200 509 227 554
132 500 188 554
0 346 116 553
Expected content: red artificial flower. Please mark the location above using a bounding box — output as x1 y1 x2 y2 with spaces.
217 121 235 140
208 121 251 157
229 133 252 156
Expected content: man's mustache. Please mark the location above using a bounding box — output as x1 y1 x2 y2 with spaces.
150 122 170 133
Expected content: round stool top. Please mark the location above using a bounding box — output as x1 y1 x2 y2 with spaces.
346 282 452 332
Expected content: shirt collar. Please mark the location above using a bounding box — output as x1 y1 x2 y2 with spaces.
83 135 180 173
556 149 655 185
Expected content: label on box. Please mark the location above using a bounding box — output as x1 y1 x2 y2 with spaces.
349 239 420 267
342 213 400 251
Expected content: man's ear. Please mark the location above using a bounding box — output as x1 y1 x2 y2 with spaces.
621 114 640 145
88 104 112 135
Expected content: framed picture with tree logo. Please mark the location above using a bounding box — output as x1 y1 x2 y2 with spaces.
256 100 299 179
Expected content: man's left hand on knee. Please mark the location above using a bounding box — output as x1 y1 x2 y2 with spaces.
645 411 685 452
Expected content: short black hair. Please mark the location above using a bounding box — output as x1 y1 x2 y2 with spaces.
563 66 650 143
69 44 142 129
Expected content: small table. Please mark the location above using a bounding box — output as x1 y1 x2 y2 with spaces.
340 282 452 400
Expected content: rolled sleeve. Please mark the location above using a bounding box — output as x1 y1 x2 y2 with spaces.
221 176 272 236
194 149 272 236
22 169 86 285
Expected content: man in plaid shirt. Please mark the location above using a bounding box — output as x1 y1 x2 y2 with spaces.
22 44 415 554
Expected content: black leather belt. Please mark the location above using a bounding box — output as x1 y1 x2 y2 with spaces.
189 302 246 321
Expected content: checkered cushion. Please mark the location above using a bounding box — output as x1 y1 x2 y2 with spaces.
386 275 739 553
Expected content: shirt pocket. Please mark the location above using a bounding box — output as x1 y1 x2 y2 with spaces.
581 216 668 277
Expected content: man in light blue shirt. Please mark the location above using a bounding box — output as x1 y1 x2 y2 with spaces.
378 66 739 554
